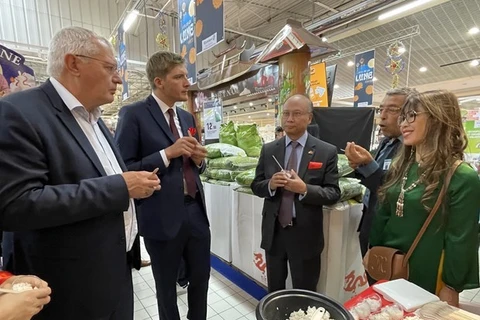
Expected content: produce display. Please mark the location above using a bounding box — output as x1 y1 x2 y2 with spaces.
205 143 247 159
338 154 354 177
235 168 256 187
236 124 263 157
208 156 258 171
219 121 237 146
339 178 364 202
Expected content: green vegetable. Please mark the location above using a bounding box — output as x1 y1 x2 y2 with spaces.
208 156 258 170
235 168 256 187
205 143 247 159
236 124 263 157
208 169 243 182
338 154 354 177
206 179 231 186
235 187 254 195
339 177 364 201
200 175 209 182
219 121 237 146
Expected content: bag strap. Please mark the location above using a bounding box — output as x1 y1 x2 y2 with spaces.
402 160 462 266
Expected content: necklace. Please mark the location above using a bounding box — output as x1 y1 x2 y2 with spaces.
395 162 426 217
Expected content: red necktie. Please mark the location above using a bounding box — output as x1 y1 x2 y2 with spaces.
167 108 197 198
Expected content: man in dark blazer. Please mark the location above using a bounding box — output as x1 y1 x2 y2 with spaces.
251 94 341 293
115 51 209 320
0 27 160 320
345 88 416 260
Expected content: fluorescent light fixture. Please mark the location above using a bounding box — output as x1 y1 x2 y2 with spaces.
378 0 432 21
347 61 354 67
267 113 270 116
268 98 273 102
419 66 427 72
398 47 406 54
123 10 139 32
334 84 339 89
248 116 251 119
249 102 253 106
468 27 479 35
322 37 328 42
373 77 378 81
233 105 237 109
470 59 479 67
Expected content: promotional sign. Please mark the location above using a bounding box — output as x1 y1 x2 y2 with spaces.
309 62 328 107
117 25 129 101
203 99 222 139
178 0 197 84
353 49 375 107
195 0 224 54
0 45 35 97
326 64 337 107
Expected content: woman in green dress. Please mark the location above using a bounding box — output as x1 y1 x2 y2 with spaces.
370 90 480 307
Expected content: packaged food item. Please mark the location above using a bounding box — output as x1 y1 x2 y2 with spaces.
205 143 246 159
219 121 237 146
338 154 354 177
235 168 256 187
236 124 262 157
348 294 382 320
339 178 364 201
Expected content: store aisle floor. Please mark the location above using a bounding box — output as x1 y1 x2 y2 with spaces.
132 266 259 320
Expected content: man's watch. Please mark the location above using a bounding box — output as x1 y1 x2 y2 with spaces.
302 188 308 197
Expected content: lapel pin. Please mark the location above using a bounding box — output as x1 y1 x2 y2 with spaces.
308 150 314 155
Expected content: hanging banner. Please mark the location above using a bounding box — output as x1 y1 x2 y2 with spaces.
309 62 328 107
195 0 224 54
179 0 197 84
0 45 35 97
117 25 129 101
203 99 222 140
326 64 337 107
353 49 375 107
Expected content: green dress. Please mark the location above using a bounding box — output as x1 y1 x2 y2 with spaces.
369 162 480 293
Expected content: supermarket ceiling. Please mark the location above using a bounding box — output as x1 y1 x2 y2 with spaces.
0 0 479 117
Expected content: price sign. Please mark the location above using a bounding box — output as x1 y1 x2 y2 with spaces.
203 99 222 139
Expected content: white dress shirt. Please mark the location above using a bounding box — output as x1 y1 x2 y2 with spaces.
50 77 137 251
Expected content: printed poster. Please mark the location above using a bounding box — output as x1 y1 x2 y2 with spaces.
309 62 328 107
195 0 224 54
179 0 197 84
0 45 35 97
203 99 222 139
353 49 375 107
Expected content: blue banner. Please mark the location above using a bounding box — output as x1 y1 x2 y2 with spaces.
0 45 35 97
178 0 197 84
353 49 375 107
117 25 129 101
195 0 224 54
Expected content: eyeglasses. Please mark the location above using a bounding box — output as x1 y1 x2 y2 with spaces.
75 55 119 75
397 110 427 125
375 107 401 115
281 111 311 119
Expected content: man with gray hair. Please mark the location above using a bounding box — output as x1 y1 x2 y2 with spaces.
345 88 417 266
0 26 161 319
115 51 209 320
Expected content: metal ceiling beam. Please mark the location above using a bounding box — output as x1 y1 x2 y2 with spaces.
224 28 270 42
308 0 339 13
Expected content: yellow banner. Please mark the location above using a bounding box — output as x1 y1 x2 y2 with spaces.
309 62 329 107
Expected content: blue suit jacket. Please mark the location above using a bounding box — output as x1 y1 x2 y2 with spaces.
115 95 207 241
0 80 140 319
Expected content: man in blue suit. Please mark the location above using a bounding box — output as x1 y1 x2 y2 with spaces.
0 27 161 319
115 51 209 320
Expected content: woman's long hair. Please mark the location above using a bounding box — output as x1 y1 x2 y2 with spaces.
378 90 467 210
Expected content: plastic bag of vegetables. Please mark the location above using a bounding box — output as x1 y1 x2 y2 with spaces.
205 143 247 159
339 178 364 201
337 154 354 177
206 179 231 186
236 124 262 157
235 168 256 187
208 169 243 182
208 156 258 170
235 187 253 195
219 121 237 146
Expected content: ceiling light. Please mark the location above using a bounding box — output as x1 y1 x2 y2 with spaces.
123 10 139 32
373 77 378 81
268 98 273 102
470 59 479 67
347 61 354 67
334 84 339 89
398 47 406 54
378 0 432 21
248 116 251 119
419 67 427 72
249 102 253 106
468 27 479 35
233 105 237 109
476 99 480 102
322 37 328 42
267 113 270 116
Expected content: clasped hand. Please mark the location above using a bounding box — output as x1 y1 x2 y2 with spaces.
345 142 373 169
165 133 207 166
270 170 307 194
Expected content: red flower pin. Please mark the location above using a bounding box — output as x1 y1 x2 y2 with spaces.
188 127 197 136
308 161 323 170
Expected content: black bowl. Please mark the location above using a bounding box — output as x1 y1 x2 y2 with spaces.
256 289 354 320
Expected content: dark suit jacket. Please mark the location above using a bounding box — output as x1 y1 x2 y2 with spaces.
0 80 140 319
115 95 208 241
251 134 341 259
356 137 402 243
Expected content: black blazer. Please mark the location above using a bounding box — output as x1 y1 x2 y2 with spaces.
115 95 208 241
251 134 341 259
0 80 140 319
